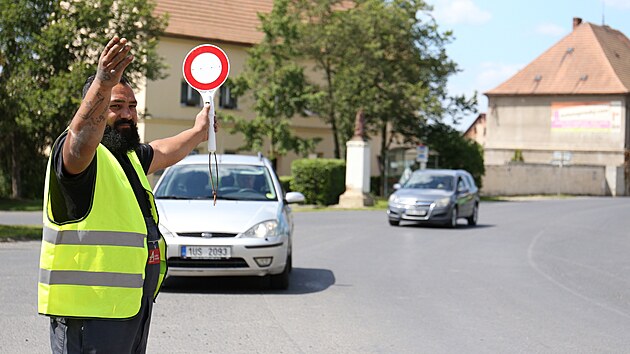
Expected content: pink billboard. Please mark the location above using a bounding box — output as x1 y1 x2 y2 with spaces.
551 101 622 132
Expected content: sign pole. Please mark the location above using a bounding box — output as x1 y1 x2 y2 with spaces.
416 145 429 170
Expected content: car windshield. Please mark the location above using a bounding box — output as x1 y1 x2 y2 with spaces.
154 164 277 201
403 173 454 191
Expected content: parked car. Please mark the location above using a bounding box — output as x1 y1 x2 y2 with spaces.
387 169 479 227
153 153 305 289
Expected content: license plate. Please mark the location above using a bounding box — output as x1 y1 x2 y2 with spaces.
406 209 427 216
181 246 231 259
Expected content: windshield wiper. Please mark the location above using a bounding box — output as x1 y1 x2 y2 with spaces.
216 195 241 200
156 195 187 199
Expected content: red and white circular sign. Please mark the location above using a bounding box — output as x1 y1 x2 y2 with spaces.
182 44 230 91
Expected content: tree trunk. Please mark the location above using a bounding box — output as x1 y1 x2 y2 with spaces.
10 132 21 199
379 123 387 197
325 66 340 159
270 157 278 172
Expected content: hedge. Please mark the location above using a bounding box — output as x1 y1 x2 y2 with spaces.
291 159 345 205
279 176 292 193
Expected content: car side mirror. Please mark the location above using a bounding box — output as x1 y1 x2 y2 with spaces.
285 191 305 204
393 183 402 190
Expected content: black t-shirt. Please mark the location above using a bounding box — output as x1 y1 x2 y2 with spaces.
50 131 154 222
50 131 160 299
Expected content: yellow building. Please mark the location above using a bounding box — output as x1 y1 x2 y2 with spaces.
135 0 383 182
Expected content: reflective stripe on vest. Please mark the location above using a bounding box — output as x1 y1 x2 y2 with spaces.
38 144 163 319
39 269 144 288
42 228 146 247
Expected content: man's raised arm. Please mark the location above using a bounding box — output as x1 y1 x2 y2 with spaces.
147 104 213 175
62 36 133 175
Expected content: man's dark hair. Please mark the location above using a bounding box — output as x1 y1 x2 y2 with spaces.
82 75 132 98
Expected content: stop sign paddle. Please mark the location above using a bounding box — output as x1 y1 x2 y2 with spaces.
182 44 230 153
183 44 230 206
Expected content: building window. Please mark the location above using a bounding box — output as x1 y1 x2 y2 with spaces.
181 81 202 107
219 85 237 109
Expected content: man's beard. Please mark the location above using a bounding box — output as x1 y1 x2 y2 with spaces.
101 120 140 155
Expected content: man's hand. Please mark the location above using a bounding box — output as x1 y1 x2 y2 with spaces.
193 104 219 142
96 36 134 87
148 104 220 174
63 36 134 175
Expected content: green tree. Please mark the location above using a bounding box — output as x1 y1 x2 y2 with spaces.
291 0 347 159
0 0 167 199
290 0 476 185
425 122 485 188
225 0 322 169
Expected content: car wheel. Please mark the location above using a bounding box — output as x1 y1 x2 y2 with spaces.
269 253 291 290
448 207 458 228
467 204 478 226
389 218 400 226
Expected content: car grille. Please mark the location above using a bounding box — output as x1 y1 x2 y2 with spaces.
176 232 237 238
168 257 249 268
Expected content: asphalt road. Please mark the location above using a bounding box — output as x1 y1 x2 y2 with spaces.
1 197 630 353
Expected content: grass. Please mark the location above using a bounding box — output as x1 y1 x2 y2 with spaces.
480 194 574 202
293 194 573 212
292 197 389 212
0 225 42 242
0 198 43 242
0 198 43 211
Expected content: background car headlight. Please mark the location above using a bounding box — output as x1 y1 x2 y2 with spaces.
240 220 278 238
159 224 177 238
388 194 403 208
434 197 451 208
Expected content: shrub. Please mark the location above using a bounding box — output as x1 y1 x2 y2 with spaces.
291 159 345 205
279 176 292 193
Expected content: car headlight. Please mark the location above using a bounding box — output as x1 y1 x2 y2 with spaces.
240 220 278 239
159 224 176 238
434 197 451 208
388 194 403 208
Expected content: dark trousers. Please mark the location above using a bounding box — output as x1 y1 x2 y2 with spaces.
49 296 154 354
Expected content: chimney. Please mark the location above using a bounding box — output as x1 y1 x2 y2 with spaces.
573 17 582 30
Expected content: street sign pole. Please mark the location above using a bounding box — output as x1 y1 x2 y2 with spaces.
416 145 429 170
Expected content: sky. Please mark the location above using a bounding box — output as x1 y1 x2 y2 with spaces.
428 0 630 131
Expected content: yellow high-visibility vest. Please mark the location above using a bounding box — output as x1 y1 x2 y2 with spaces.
38 143 167 319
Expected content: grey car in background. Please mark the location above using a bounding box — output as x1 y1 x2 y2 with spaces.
387 169 479 227
153 154 305 289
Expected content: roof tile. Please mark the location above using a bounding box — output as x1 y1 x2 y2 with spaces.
154 0 274 45
486 22 630 95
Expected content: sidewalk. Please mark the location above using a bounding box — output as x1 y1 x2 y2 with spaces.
0 211 42 226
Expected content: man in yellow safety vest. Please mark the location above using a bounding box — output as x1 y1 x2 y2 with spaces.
38 36 216 353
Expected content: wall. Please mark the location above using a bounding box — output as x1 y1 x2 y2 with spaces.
482 163 612 196
485 95 628 166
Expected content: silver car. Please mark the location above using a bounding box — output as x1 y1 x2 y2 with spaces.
387 169 479 227
153 153 305 289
